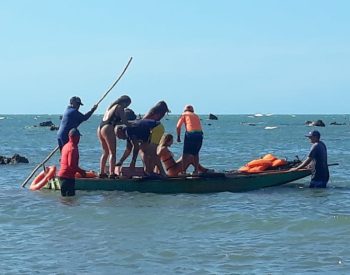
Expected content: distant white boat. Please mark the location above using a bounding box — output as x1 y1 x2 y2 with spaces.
264 126 278 130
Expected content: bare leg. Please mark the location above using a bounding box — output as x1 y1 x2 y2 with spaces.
101 126 116 176
181 153 193 174
193 154 199 174
97 127 108 175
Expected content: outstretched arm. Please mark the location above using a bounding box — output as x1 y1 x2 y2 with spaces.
290 157 312 171
129 139 140 169
176 115 184 142
116 140 132 166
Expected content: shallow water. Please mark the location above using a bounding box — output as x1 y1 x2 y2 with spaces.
1 114 350 274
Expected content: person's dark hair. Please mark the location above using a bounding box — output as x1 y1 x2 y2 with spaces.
115 125 127 139
144 101 170 120
108 95 131 110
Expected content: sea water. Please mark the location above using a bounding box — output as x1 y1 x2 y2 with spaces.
0 114 350 274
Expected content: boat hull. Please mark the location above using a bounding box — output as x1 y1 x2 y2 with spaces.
46 169 311 194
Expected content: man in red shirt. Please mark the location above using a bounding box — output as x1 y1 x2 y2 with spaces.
58 128 86 196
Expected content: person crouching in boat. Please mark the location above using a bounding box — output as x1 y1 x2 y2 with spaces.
142 101 170 176
57 128 86 197
157 133 211 177
115 119 167 177
176 105 204 175
97 95 132 179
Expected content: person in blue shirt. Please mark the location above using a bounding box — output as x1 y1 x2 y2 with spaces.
115 119 166 176
57 96 98 150
291 130 329 188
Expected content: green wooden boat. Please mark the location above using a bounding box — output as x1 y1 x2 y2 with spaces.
45 169 311 194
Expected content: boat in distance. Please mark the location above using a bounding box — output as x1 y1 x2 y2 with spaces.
45 169 311 194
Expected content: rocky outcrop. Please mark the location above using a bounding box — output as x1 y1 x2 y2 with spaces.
0 154 29 164
50 125 59 131
305 120 325 127
209 114 218 120
330 121 346 126
34 120 59 130
39 121 55 127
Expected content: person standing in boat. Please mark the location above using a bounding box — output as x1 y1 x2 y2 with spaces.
290 130 329 188
176 105 203 175
97 95 132 179
141 100 170 176
57 96 98 150
57 128 86 196
157 133 211 177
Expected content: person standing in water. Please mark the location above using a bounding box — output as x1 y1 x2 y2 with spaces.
57 128 86 197
290 130 329 188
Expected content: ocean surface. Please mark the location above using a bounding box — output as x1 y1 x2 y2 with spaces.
1 114 350 274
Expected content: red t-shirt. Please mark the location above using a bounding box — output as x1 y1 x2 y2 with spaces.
58 135 85 178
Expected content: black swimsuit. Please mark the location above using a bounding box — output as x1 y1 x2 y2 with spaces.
99 111 121 129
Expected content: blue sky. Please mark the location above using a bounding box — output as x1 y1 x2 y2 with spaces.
1 0 349 114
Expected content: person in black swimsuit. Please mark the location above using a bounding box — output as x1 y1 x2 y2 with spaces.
97 95 131 178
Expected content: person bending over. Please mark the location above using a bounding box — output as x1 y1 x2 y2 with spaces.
116 119 166 176
142 101 170 175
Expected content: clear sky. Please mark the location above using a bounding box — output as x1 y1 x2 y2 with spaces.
1 0 349 115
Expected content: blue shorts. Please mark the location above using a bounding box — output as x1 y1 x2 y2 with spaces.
309 180 328 188
183 131 203 156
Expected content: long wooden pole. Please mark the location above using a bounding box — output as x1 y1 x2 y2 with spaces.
96 57 133 105
21 57 133 188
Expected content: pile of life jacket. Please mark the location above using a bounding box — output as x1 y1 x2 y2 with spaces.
238 154 288 173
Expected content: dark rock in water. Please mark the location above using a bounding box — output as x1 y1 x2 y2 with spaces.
241 122 256 126
11 154 29 164
50 125 59 131
0 154 29 164
305 120 325 127
39 120 54 127
125 108 137 121
330 121 346 125
209 114 218 120
312 120 325 127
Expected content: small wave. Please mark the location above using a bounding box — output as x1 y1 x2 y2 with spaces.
0 116 5 120
264 126 278 130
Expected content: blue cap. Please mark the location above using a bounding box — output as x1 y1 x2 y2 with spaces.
305 130 320 138
70 96 84 106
